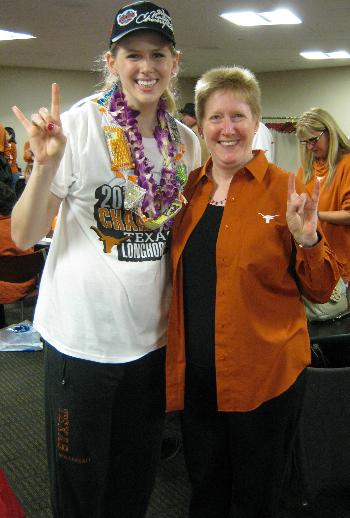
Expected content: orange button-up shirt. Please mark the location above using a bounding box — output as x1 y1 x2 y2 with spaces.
166 151 340 412
297 153 350 281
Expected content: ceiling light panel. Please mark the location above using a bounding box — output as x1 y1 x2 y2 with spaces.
300 50 350 60
0 30 36 41
220 9 302 27
327 50 350 58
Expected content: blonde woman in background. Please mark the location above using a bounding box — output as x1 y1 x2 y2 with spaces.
296 108 350 284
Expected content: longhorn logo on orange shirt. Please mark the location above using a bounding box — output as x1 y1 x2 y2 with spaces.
258 213 279 224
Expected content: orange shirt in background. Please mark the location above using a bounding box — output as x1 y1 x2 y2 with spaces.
0 123 7 154
5 142 19 173
23 141 33 163
0 215 37 304
23 141 34 179
51 216 57 231
166 151 340 413
297 153 350 281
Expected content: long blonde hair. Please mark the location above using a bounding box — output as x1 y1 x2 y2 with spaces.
97 35 179 115
296 107 350 186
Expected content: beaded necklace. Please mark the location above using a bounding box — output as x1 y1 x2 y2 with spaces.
97 85 187 229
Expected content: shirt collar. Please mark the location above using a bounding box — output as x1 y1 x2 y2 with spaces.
242 150 269 182
194 149 269 186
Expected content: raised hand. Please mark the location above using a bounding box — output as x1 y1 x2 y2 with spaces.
12 83 66 166
286 173 319 247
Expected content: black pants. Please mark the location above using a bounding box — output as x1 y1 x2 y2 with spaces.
44 343 165 518
182 365 306 518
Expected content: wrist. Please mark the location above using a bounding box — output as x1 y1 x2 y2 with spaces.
33 159 61 179
293 232 319 248
34 160 60 168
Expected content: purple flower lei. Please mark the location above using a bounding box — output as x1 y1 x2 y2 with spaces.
108 86 181 220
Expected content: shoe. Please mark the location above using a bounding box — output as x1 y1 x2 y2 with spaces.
160 435 182 461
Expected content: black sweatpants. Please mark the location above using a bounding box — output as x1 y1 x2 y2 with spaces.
182 365 306 518
44 343 165 518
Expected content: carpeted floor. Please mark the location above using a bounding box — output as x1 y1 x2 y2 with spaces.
0 350 51 517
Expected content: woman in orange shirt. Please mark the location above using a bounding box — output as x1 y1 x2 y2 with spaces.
4 127 21 190
166 67 340 518
296 108 350 283
4 127 19 174
0 123 12 187
0 181 36 327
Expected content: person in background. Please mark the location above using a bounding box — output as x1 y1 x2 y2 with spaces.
0 123 12 187
4 127 21 189
296 108 350 284
11 1 200 517
14 177 26 200
4 127 20 174
0 123 7 156
253 120 275 162
23 141 34 181
0 181 36 328
179 102 210 163
166 66 340 518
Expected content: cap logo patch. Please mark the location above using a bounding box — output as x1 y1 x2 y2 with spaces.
136 9 173 31
117 8 137 26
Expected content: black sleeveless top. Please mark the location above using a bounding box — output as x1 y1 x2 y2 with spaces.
182 204 224 369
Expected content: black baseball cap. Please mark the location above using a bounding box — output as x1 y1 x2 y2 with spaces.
179 103 196 118
110 1 175 47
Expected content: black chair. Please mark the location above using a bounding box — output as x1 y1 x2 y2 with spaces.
308 314 350 367
0 249 46 321
286 318 350 514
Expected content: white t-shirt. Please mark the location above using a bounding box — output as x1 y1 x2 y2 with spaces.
253 122 275 163
34 99 201 363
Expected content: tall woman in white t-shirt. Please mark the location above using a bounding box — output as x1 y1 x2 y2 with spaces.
11 2 200 517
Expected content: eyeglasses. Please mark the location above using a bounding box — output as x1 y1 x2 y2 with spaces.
299 130 325 146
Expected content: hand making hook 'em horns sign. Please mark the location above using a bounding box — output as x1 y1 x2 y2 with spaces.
12 83 66 167
286 172 319 248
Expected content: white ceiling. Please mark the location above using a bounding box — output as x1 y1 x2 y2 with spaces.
1 0 350 78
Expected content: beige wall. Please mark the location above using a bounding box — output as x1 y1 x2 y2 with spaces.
258 67 350 132
178 66 350 133
2 65 350 171
1 67 99 170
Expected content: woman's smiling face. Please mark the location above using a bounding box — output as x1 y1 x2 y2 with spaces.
200 89 259 173
107 31 178 111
